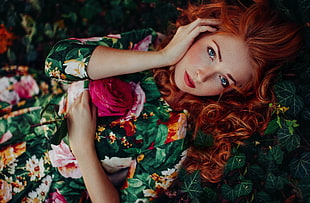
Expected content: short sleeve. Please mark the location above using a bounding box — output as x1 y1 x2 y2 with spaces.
45 28 158 83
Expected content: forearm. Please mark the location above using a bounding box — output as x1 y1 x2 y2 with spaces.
87 46 169 80
74 146 120 203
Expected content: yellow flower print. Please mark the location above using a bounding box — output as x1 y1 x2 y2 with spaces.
0 142 26 170
137 154 144 163
143 189 157 198
0 179 12 202
45 61 52 72
108 132 117 144
120 137 132 148
63 59 87 78
98 126 106 132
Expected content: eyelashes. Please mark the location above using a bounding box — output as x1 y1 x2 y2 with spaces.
219 75 229 87
207 46 230 88
207 46 216 61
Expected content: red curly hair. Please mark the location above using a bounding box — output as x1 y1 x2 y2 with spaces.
154 0 303 183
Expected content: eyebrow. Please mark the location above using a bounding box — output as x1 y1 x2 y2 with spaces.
212 40 222 62
212 40 237 86
227 73 237 86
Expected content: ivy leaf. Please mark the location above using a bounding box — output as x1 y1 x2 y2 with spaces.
253 191 272 203
301 107 310 120
275 80 304 117
199 187 217 202
246 164 266 181
298 177 310 202
265 118 280 135
192 129 213 149
221 184 236 201
268 145 284 165
289 152 310 178
221 180 252 201
224 152 246 175
265 172 289 192
234 180 253 198
277 125 300 152
181 170 202 200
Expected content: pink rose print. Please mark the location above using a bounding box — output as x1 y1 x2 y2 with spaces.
89 78 145 118
13 75 39 99
133 35 153 51
45 189 67 203
48 141 82 179
0 130 13 144
123 82 145 120
58 81 85 115
0 77 19 105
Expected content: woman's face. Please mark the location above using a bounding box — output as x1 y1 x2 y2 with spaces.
174 32 252 96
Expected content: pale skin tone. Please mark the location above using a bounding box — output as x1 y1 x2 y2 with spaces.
67 18 252 202
174 32 252 96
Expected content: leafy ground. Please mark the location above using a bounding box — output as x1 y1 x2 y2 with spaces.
0 0 309 202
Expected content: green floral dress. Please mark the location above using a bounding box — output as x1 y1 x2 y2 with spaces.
0 29 188 202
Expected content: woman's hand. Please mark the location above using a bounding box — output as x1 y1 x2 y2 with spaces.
67 90 97 154
66 91 120 203
160 18 220 66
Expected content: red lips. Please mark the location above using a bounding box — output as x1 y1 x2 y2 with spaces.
184 71 195 88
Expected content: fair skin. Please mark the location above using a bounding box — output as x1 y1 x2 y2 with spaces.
87 18 220 80
67 18 252 202
67 91 120 203
174 33 252 96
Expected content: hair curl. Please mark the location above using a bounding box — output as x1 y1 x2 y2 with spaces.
154 0 303 183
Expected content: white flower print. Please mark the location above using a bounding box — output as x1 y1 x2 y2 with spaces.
63 58 88 78
25 155 45 181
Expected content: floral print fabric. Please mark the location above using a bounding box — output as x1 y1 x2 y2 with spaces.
0 29 188 202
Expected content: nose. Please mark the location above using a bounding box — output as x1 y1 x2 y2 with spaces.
195 67 216 82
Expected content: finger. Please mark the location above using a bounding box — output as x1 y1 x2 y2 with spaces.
81 90 90 105
187 18 220 30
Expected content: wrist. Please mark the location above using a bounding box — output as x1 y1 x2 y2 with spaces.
71 141 95 157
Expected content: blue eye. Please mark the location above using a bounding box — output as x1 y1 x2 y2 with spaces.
207 47 216 61
219 75 229 87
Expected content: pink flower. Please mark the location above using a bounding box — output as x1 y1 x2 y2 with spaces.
0 77 19 105
89 78 143 117
45 189 67 203
133 35 153 51
58 81 86 115
13 75 39 99
106 34 121 39
0 130 13 144
48 141 82 179
123 82 145 120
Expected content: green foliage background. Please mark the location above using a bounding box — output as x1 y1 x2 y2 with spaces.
0 0 309 202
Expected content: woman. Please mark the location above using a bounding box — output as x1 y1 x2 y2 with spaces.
0 0 303 202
